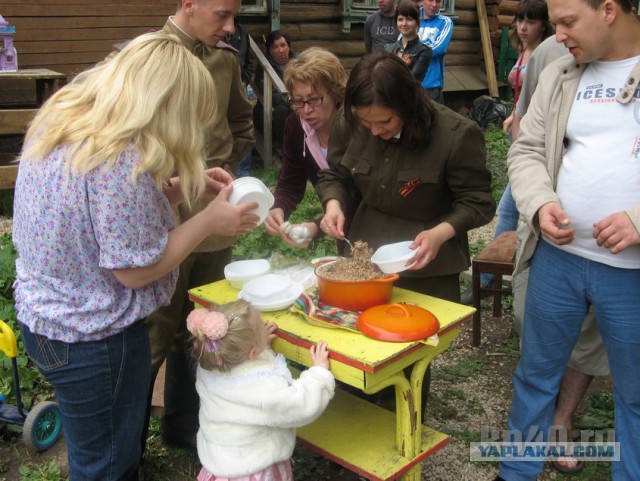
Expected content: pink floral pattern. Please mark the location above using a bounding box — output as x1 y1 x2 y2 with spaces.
13 145 178 342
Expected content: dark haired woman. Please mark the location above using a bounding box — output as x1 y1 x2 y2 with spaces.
503 0 554 136
253 31 297 154
316 52 495 302
384 0 432 82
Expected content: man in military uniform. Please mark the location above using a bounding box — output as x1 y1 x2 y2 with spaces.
144 0 254 455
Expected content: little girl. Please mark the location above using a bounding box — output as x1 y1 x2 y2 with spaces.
186 299 335 481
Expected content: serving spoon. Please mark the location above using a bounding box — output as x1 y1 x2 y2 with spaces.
342 236 354 251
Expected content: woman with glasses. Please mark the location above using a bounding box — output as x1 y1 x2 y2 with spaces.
264 47 348 248
384 0 432 82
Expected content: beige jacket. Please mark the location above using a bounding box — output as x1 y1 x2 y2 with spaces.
508 54 640 275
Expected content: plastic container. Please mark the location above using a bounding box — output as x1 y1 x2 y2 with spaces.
224 259 271 289
371 241 416 274
228 177 274 226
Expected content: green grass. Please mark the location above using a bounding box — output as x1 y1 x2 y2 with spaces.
434 358 487 380
17 460 63 481
484 125 510 205
232 168 338 262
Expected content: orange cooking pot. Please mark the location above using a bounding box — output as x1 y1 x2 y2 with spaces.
314 261 400 311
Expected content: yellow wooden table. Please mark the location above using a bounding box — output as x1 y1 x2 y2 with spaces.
189 281 475 481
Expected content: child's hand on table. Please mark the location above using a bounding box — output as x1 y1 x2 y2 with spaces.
266 321 278 344
310 341 330 370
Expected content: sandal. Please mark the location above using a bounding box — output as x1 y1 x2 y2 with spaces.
549 429 585 474
550 459 585 474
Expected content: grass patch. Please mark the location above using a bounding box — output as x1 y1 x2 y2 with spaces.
435 358 487 380
484 125 510 205
17 459 63 481
500 327 521 358
144 418 200 480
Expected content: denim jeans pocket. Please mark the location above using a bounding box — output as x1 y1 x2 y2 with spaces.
20 324 69 372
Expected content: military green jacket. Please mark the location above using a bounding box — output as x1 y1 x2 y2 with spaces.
161 19 255 252
316 104 495 277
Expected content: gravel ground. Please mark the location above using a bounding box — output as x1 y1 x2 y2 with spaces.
0 217 12 236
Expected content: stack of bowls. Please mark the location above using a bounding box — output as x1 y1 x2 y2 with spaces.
228 177 275 225
224 259 271 289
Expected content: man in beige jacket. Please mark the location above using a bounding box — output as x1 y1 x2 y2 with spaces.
495 1 640 480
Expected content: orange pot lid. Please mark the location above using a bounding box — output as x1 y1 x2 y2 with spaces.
357 303 440 342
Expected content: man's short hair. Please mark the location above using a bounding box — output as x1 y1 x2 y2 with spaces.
582 0 633 13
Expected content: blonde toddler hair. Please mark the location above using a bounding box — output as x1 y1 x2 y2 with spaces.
188 300 261 372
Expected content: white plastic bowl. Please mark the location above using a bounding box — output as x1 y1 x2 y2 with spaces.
371 241 416 274
224 259 271 289
241 274 293 302
228 177 275 226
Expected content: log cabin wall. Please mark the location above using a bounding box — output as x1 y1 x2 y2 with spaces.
0 0 176 106
245 0 504 75
0 0 519 107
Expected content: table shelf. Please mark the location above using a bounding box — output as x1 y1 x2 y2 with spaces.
297 386 449 481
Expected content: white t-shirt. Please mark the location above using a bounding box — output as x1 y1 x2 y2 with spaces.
554 55 640 269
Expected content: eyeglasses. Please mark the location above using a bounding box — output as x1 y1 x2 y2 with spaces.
289 94 327 109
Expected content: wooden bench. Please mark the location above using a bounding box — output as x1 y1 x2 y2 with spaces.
0 108 37 190
471 230 517 347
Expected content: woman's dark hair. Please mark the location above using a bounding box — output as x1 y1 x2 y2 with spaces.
509 0 554 49
396 0 420 23
265 31 293 57
344 52 435 149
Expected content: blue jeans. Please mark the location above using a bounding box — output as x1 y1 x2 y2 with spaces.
21 321 151 481
236 151 253 178
480 184 519 287
499 240 640 481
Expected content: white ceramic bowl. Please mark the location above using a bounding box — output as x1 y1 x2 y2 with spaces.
228 177 275 226
371 241 416 274
224 259 271 289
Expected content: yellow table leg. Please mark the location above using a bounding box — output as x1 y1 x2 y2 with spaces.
403 328 460 480
358 329 460 481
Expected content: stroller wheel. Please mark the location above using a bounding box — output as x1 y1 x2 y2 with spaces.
23 401 63 451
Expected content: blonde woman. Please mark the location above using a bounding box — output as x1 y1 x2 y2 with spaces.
12 32 259 481
264 47 348 248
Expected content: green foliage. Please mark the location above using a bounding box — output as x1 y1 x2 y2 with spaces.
143 417 201 480
0 191 13 217
500 327 521 358
576 391 615 430
483 125 510 204
0 232 53 407
232 169 338 262
0 233 17 300
18 459 64 481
